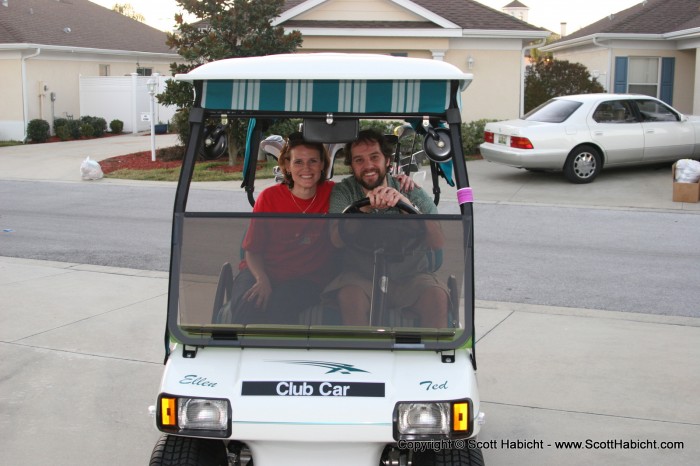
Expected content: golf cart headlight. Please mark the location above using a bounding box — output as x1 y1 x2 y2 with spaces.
397 402 450 435
178 398 229 431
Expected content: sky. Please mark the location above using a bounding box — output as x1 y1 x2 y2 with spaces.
89 0 643 35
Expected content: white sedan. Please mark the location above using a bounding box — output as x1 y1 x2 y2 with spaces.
480 93 700 183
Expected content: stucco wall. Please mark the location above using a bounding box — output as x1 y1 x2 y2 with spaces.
0 54 24 140
297 0 424 22
300 36 525 123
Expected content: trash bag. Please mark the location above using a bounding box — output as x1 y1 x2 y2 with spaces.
674 159 700 183
80 156 104 181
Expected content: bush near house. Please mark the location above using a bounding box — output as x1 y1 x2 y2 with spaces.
110 119 124 134
525 59 605 113
53 116 110 140
27 119 50 143
461 119 497 156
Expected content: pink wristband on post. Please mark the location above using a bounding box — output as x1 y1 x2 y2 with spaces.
457 187 474 205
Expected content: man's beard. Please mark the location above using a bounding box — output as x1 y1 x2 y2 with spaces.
357 167 387 191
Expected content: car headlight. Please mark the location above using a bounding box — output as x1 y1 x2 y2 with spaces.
157 394 231 438
393 399 473 440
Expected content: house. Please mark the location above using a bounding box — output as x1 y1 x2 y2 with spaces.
0 0 179 140
274 0 549 122
1 0 550 141
541 0 700 115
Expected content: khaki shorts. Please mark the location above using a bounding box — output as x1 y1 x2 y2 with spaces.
322 271 449 310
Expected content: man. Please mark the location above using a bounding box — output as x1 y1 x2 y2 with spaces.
325 129 449 328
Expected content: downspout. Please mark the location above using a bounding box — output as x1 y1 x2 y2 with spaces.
521 39 546 116
21 48 41 142
592 36 612 92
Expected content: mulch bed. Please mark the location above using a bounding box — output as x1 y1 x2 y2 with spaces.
99 149 259 174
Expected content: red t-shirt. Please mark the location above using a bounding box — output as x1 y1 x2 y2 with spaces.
240 181 335 284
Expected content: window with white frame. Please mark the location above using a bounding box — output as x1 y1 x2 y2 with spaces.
627 57 659 97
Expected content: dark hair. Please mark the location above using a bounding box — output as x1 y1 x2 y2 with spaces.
343 129 394 166
278 132 330 187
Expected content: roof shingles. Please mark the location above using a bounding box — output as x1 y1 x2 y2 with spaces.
562 0 700 40
281 0 545 32
0 0 173 54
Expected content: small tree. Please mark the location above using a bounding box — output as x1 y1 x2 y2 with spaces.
525 59 605 113
158 0 303 164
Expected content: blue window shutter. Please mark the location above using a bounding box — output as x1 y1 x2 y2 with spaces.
660 57 675 105
614 57 628 93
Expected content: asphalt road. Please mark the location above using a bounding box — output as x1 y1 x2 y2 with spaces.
2 180 698 317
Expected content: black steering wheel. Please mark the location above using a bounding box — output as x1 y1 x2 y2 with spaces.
338 197 425 257
342 197 419 214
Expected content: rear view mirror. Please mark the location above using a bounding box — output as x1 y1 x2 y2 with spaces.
303 118 358 143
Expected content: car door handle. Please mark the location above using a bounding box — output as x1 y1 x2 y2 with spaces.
646 129 655 134
594 131 603 136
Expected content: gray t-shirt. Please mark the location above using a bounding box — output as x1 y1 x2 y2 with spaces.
329 175 438 214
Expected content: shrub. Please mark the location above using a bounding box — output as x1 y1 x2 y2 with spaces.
80 123 95 138
66 120 81 139
171 109 190 147
461 119 498 156
266 118 302 138
525 59 605 113
360 120 404 135
92 117 107 137
79 116 106 137
55 125 71 141
110 119 124 134
53 118 69 133
27 119 50 143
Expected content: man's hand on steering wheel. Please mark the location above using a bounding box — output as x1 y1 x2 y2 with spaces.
365 186 415 213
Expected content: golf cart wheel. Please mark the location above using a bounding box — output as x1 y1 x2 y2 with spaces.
563 144 601 184
149 434 228 466
412 447 484 466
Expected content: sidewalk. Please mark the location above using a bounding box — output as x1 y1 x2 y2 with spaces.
1 136 699 464
0 256 698 465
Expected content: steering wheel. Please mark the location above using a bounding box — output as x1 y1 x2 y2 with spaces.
338 198 426 257
342 197 419 214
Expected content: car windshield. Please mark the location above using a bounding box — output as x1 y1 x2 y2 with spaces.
523 99 582 123
171 214 470 350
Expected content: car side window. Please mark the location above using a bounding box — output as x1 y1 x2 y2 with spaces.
592 100 636 124
635 100 679 122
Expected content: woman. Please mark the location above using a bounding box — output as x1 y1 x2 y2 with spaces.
231 133 335 324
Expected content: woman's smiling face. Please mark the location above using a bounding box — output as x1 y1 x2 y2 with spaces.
288 144 323 191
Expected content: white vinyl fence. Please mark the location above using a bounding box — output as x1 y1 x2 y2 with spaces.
79 74 177 134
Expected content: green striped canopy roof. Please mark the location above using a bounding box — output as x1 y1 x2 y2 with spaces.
177 53 472 115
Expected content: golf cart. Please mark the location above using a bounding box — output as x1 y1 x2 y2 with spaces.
149 53 483 466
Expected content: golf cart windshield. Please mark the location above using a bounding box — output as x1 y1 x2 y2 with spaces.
167 54 475 351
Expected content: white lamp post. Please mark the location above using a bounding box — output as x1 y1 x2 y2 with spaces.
146 78 157 162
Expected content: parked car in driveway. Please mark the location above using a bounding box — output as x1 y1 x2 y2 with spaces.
480 94 700 183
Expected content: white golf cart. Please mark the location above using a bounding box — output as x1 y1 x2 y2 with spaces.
149 53 483 466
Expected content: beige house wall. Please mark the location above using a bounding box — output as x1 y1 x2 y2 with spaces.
24 56 172 123
301 35 525 122
297 0 425 22
0 54 24 121
0 49 176 139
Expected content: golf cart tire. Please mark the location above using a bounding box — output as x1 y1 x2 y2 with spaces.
413 447 484 466
149 435 228 466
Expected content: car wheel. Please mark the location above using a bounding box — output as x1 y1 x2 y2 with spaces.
149 435 228 466
563 145 601 184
